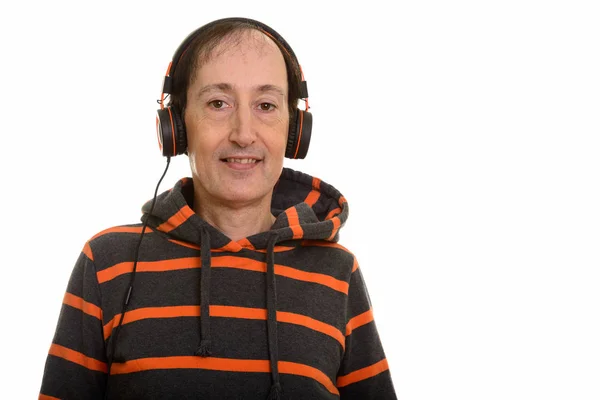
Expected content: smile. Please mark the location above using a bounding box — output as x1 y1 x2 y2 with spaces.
224 158 259 164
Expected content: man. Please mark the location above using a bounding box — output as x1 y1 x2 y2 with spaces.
39 17 397 399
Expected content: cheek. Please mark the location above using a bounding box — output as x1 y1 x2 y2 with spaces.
184 112 211 154
267 124 289 157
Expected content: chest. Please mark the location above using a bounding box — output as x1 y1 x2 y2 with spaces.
103 252 348 399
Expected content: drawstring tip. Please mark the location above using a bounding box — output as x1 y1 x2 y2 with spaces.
267 383 282 400
194 339 212 357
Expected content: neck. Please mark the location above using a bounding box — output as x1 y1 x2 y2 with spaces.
193 191 276 242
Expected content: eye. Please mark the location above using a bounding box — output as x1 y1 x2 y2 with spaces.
208 100 226 109
259 102 276 111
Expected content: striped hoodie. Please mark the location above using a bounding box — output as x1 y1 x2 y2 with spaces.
39 167 397 399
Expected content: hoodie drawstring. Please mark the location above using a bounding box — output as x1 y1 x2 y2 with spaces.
193 227 282 398
195 225 212 357
266 233 282 400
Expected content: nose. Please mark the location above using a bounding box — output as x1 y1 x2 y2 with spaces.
228 104 257 147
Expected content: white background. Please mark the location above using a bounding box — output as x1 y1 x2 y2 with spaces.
1 0 599 399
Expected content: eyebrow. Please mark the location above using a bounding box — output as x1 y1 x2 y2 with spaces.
197 83 286 97
198 83 232 96
256 84 286 97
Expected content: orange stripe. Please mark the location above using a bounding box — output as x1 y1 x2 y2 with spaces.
103 305 344 347
39 395 61 400
337 359 389 388
216 241 243 252
110 356 338 395
237 237 254 249
157 206 194 233
251 245 295 253
345 309 374 336
63 292 103 320
312 177 321 189
303 190 320 207
104 305 200 339
159 62 173 111
211 244 293 253
213 256 348 294
167 108 176 156
351 257 359 273
168 238 200 250
165 239 291 253
111 355 267 375
278 311 345 348
215 242 294 253
285 208 304 239
327 217 341 241
286 207 300 225
156 115 162 149
97 255 347 293
294 111 304 158
212 306 344 347
210 305 265 319
325 207 341 220
279 360 338 395
276 264 348 294
91 226 153 240
97 257 200 284
212 306 345 347
211 256 264 273
49 343 107 373
339 196 347 205
82 242 94 261
303 178 321 206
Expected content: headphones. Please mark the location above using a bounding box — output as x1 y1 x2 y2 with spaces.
156 17 312 159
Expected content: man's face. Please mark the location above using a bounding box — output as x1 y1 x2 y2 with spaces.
185 30 289 208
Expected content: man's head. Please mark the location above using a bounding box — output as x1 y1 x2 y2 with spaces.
156 18 312 160
169 20 301 208
168 19 303 125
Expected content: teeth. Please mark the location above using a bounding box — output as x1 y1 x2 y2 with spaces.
226 158 258 164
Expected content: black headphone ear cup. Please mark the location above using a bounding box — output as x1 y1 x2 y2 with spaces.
286 109 312 159
156 106 187 157
170 106 188 156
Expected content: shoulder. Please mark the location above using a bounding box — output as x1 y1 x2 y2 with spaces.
87 223 147 246
296 239 359 280
83 223 152 264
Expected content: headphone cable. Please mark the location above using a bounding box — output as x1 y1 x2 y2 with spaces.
104 156 171 399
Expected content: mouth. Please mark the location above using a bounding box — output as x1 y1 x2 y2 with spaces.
220 157 263 171
220 157 262 164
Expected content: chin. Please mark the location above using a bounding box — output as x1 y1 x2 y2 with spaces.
219 189 269 204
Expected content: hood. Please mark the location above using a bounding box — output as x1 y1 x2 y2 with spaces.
135 167 349 400
140 167 349 249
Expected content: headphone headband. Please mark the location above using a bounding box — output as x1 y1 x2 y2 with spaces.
162 17 307 99
156 17 313 159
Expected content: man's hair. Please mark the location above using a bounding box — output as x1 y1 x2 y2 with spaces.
168 20 303 121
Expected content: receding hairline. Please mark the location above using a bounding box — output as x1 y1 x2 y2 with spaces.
169 21 303 120
190 28 286 86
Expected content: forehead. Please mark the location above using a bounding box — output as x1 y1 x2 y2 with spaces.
208 29 283 61
190 29 288 89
